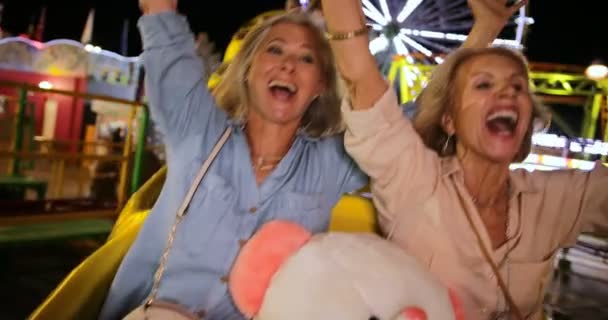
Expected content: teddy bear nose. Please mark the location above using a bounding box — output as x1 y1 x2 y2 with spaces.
401 307 427 320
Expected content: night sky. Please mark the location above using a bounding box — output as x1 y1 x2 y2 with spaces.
1 0 287 57
1 0 607 67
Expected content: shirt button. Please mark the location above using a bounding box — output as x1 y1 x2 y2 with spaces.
195 309 207 318
220 275 229 284
248 207 257 214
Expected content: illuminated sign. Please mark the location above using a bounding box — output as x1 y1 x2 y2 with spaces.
531 133 608 156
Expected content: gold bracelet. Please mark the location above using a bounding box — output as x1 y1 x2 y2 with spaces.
325 25 370 41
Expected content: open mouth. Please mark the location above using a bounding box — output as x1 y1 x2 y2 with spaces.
485 109 518 136
268 80 297 100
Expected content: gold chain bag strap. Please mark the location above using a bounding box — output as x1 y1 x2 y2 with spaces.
123 127 232 320
461 204 524 320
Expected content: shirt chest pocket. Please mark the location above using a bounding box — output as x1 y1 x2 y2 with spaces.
272 191 326 232
177 173 237 257
508 257 553 317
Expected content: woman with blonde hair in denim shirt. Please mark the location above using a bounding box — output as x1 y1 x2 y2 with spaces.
99 1 367 318
321 0 608 318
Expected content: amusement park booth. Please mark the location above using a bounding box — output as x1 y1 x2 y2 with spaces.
0 37 145 204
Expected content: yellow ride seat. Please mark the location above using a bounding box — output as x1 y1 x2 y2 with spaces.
329 193 377 233
29 165 377 320
28 167 166 320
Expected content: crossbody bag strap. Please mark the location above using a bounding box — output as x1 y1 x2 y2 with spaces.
460 203 524 320
145 127 233 306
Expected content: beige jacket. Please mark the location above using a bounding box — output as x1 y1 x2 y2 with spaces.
342 88 608 319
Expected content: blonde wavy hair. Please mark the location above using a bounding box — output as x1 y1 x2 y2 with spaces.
212 11 342 138
414 47 550 162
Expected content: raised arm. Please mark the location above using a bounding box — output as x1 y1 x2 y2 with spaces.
320 0 386 110
322 0 527 109
463 0 528 48
138 0 226 148
321 0 440 230
322 0 519 228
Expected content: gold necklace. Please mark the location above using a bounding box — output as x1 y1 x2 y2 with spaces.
245 125 296 173
252 155 283 172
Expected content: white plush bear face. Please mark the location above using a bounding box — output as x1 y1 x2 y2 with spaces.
229 221 461 320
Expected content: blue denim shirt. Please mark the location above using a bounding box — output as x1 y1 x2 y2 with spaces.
99 12 367 320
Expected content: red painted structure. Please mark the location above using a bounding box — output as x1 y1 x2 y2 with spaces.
0 69 87 147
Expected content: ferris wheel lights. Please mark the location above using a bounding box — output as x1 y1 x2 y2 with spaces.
398 34 433 56
585 61 608 81
396 0 423 23
492 38 522 48
369 23 384 31
363 0 389 25
363 7 388 25
392 36 410 56
445 33 467 41
515 16 535 25
363 0 529 64
378 0 393 21
419 30 445 39
369 36 390 55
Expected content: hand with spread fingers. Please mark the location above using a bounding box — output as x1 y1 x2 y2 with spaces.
470 0 527 30
464 0 529 48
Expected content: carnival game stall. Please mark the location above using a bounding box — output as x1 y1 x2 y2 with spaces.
0 36 148 203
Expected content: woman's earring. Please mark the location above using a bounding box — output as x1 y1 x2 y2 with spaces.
442 134 453 155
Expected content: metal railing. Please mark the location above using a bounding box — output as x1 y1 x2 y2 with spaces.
0 79 151 208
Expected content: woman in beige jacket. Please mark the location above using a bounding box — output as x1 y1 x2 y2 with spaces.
321 0 608 319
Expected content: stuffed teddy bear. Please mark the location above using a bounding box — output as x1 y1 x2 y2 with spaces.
229 220 463 320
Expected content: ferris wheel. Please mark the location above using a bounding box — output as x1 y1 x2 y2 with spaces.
359 0 534 103
363 0 534 67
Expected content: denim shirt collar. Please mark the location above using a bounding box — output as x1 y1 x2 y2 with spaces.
227 118 320 142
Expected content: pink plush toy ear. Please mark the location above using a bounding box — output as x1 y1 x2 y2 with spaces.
401 307 427 320
398 288 464 320
448 288 465 320
229 220 312 318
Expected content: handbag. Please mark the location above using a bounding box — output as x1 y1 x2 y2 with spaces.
122 127 232 320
